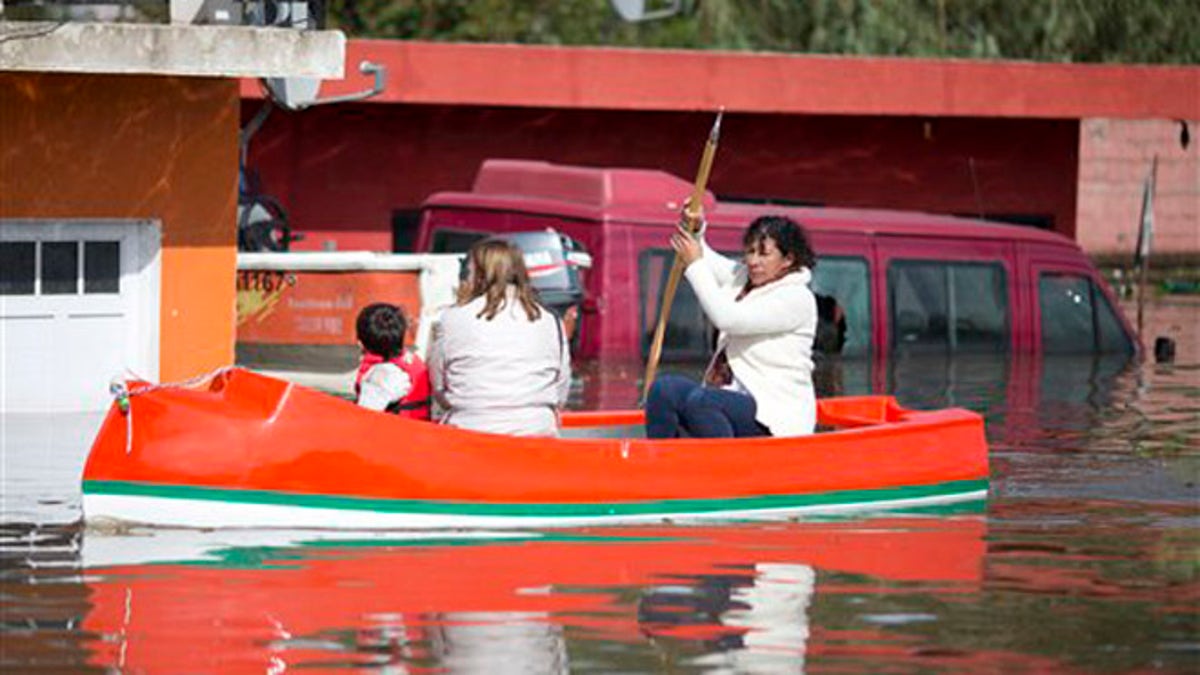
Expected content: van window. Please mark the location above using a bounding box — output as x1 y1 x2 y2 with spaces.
889 261 1009 353
431 229 488 254
1039 273 1134 354
639 249 711 360
812 256 869 357
641 250 872 361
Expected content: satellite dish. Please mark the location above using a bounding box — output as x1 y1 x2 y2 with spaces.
610 0 682 22
262 77 323 111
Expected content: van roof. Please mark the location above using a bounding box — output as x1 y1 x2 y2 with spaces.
423 159 1078 248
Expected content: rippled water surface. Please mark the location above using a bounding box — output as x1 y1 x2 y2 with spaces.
2 299 1197 673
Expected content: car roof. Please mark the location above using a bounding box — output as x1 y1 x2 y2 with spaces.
423 160 1078 248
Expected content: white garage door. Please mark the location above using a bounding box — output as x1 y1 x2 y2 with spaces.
1 220 161 412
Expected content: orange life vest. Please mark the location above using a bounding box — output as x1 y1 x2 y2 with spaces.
354 350 432 420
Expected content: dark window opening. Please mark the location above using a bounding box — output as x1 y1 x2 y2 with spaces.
0 241 36 295
41 241 78 295
812 256 870 357
638 248 713 361
392 209 422 253
717 194 825 208
430 229 488 254
954 212 1055 231
84 241 120 294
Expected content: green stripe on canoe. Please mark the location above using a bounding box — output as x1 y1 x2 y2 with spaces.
83 478 988 518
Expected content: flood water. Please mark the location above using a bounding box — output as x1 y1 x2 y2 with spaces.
2 299 1197 673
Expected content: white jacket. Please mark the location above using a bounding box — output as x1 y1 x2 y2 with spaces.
684 241 817 436
428 290 570 437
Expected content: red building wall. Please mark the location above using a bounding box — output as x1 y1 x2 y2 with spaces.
1078 118 1199 261
245 104 1079 252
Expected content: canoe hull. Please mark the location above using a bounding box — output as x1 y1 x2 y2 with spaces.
82 480 987 529
82 369 989 529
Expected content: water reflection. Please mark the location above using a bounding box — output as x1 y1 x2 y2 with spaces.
67 518 983 672
2 508 1186 672
0 522 93 672
640 563 816 672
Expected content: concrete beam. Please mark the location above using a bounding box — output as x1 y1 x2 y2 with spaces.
0 21 344 79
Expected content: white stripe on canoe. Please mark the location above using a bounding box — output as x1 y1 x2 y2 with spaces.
83 490 987 530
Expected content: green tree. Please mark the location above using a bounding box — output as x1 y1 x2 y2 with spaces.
322 0 1200 64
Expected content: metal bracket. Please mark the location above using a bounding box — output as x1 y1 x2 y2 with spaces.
262 60 387 111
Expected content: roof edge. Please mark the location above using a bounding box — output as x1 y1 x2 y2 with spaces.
0 22 344 79
244 39 1198 120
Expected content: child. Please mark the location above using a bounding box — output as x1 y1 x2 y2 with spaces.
354 303 432 419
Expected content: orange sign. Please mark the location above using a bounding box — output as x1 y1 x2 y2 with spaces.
236 270 423 346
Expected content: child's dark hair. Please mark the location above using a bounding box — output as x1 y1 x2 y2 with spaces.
743 215 816 271
356 303 407 360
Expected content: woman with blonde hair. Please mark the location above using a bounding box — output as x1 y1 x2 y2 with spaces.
428 239 571 436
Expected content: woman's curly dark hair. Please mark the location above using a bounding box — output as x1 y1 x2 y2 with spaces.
743 215 816 272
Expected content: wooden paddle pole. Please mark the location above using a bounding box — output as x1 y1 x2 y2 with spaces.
642 110 723 402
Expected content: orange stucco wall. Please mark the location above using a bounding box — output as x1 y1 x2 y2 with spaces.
0 72 239 380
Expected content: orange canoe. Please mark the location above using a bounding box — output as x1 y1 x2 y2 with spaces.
81 368 989 528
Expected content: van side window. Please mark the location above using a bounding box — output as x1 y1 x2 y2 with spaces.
888 261 1009 353
1039 273 1134 354
811 256 869 357
639 248 711 360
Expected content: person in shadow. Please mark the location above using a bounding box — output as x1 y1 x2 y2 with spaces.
813 293 847 356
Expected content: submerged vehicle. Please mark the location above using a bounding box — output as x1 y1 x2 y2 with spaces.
82 369 988 529
418 159 1138 363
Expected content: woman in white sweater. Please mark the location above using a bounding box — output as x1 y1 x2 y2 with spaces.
646 215 818 438
428 239 570 437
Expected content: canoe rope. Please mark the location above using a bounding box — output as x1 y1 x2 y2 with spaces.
109 367 237 454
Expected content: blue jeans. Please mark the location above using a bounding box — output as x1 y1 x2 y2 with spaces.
646 374 769 439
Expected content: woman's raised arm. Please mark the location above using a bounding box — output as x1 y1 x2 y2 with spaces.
700 237 740 287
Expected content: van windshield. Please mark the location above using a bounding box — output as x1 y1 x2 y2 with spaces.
1039 273 1134 354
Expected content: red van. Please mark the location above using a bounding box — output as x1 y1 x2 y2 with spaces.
417 160 1137 365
